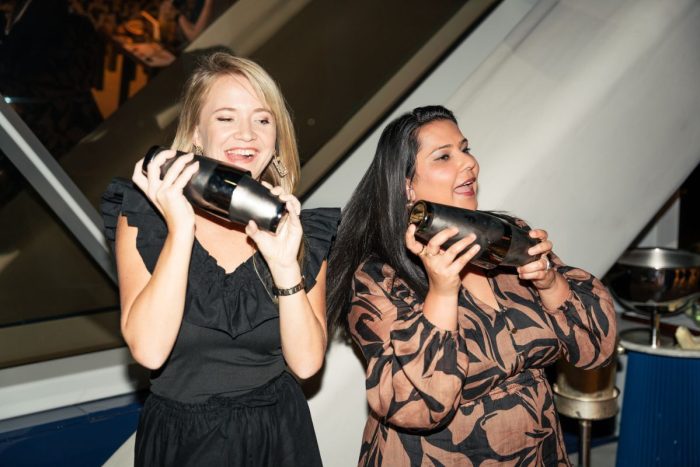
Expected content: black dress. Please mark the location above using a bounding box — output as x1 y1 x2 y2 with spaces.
101 178 340 466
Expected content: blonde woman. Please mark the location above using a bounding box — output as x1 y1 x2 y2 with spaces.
101 51 338 466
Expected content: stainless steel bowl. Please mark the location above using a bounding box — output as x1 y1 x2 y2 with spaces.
607 248 700 314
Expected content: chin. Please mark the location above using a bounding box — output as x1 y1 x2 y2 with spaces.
454 198 478 211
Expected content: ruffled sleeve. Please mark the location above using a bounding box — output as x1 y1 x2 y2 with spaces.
511 218 617 370
100 177 167 273
300 208 340 290
349 260 469 430
540 253 617 370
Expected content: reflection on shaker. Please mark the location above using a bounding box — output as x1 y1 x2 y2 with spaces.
142 145 286 232
409 200 540 269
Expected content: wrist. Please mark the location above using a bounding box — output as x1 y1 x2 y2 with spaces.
273 276 306 297
537 273 571 308
269 265 303 289
427 281 460 298
167 226 195 244
534 270 560 291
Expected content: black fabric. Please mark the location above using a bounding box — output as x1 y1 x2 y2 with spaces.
100 176 339 404
135 372 323 466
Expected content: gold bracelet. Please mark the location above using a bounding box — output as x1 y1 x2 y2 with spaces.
272 276 306 297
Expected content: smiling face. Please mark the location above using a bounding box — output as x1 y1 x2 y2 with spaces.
193 74 277 180
408 119 479 210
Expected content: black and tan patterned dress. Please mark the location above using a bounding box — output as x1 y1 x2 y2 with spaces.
349 253 617 466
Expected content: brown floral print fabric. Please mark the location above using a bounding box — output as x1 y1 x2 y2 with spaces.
349 254 616 466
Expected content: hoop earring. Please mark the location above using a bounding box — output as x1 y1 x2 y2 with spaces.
192 144 203 155
271 153 288 177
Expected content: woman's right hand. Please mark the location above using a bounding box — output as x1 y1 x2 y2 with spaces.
405 224 481 296
132 150 199 235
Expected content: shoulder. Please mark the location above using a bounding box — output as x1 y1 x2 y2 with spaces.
300 207 341 242
100 178 166 272
354 259 416 302
299 207 341 288
100 177 162 238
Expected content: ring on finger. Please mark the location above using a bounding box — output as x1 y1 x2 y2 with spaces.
425 248 439 257
543 255 552 271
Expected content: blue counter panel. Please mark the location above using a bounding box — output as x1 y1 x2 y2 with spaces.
616 351 700 467
0 393 143 466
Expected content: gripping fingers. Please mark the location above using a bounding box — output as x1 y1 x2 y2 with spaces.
453 242 482 270
172 160 199 190
161 153 194 187
444 233 477 259
517 256 550 278
284 201 302 228
405 225 424 255
132 158 148 192
245 220 260 239
279 193 301 216
426 226 460 254
269 185 285 197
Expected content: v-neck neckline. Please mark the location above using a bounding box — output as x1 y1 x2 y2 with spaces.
462 273 501 312
193 237 258 277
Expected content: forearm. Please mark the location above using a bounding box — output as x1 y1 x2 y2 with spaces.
422 289 460 330
542 267 618 368
122 231 193 369
363 314 467 429
536 272 571 310
178 0 213 41
272 264 327 379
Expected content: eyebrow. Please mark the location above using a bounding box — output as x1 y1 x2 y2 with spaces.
429 138 469 155
213 107 272 113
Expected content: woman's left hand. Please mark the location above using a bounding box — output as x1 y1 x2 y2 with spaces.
245 183 303 274
517 228 556 290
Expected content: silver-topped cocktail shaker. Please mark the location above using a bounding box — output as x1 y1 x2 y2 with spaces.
142 146 286 232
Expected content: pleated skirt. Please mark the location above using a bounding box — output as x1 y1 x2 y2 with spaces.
135 372 323 466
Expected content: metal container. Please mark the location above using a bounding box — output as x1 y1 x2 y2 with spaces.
408 201 539 270
607 248 700 314
608 247 700 347
553 357 619 467
142 146 286 232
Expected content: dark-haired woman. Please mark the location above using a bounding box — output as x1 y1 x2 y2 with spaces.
327 105 616 466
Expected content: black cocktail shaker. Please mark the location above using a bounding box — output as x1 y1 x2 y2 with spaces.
409 201 540 270
142 146 286 232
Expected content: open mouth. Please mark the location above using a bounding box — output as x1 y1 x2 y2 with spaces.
454 178 476 195
224 148 258 164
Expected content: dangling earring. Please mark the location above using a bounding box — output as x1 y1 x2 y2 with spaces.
192 144 203 155
405 185 416 209
271 152 288 177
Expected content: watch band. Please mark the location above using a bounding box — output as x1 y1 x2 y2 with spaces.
273 276 306 297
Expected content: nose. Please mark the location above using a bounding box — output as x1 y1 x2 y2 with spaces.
461 152 476 172
234 119 255 142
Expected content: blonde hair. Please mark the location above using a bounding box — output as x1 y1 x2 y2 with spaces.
172 52 300 194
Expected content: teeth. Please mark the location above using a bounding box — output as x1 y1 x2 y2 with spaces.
225 149 256 158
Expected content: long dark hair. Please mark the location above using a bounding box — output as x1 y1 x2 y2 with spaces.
327 105 458 338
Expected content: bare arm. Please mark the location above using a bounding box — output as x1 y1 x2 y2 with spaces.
274 259 328 379
116 216 193 369
246 189 327 379
118 151 198 369
177 0 214 41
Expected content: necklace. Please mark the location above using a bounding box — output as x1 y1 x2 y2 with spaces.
252 253 279 305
